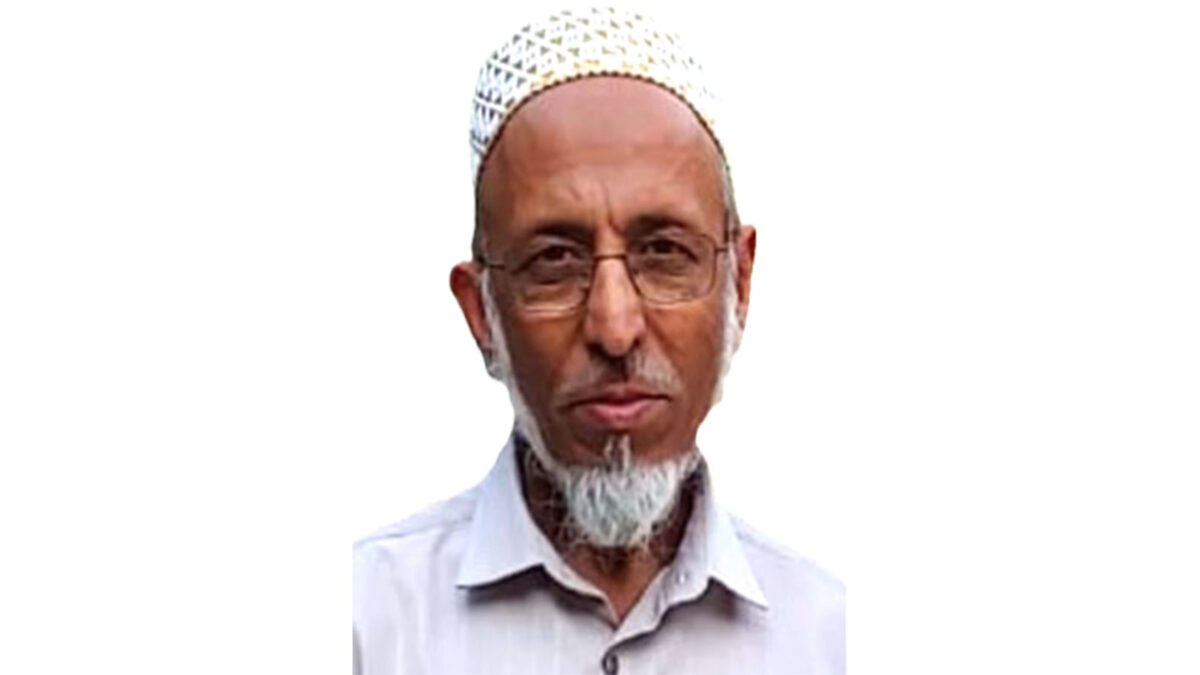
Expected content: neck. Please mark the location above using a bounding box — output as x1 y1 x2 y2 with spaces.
516 437 697 623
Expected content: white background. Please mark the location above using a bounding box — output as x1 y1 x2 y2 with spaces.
2 0 1197 673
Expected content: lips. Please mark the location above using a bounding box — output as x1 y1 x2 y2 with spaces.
565 387 669 430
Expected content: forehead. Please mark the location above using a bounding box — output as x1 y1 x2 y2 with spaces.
478 77 726 241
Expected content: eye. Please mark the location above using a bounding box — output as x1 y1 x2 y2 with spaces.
516 242 590 279
535 245 582 264
637 237 696 260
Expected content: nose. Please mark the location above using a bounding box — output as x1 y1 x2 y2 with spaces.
583 257 646 359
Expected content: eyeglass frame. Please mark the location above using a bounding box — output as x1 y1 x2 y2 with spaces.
475 226 734 314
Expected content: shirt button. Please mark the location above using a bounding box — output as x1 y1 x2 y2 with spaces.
601 651 619 675
675 569 690 586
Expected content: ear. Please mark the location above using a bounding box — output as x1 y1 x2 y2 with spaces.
450 261 493 355
734 225 756 330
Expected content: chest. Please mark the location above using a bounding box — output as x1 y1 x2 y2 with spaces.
359 582 832 675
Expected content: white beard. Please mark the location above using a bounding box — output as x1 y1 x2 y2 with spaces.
480 270 739 551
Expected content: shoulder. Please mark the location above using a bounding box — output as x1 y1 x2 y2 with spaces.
729 513 845 601
353 486 480 575
356 487 479 547
727 513 845 668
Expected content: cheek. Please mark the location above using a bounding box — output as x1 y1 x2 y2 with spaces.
504 317 580 404
651 303 725 404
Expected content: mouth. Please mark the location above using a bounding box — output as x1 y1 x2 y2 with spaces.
564 387 670 431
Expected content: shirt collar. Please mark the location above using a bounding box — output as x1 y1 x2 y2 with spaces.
680 461 770 609
455 435 769 610
455 436 559 588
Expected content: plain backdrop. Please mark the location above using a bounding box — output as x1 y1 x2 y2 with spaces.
2 0 1198 673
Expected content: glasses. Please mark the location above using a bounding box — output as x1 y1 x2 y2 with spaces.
479 228 730 314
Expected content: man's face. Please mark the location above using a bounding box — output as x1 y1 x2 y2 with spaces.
457 77 754 468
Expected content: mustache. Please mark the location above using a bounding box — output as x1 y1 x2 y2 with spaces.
554 347 684 404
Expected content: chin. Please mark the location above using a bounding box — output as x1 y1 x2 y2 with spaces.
591 430 695 468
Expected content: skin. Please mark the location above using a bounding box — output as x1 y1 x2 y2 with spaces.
450 77 757 621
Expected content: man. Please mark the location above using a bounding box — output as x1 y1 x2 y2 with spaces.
354 8 844 674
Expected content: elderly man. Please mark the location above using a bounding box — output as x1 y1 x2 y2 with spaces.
354 8 844 674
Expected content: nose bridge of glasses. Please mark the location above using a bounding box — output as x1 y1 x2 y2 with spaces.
584 251 646 355
589 252 643 300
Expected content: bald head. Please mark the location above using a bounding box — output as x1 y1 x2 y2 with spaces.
474 77 736 258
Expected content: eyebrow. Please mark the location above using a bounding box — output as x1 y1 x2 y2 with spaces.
522 220 594 244
523 213 700 241
626 213 700 239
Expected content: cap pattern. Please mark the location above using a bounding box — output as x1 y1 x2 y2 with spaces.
469 7 721 183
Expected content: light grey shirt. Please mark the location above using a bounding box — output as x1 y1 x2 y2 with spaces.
353 439 845 674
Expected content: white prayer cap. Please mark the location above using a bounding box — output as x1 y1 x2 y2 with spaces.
469 7 723 185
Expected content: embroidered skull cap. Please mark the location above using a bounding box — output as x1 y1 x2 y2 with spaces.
469 7 723 185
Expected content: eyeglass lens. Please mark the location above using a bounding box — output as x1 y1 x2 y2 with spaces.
508 229 720 312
